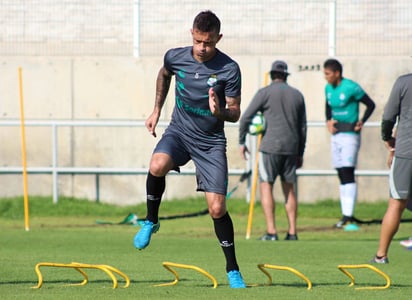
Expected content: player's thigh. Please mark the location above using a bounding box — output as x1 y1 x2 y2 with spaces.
153 129 190 171
192 143 228 195
280 155 297 183
259 152 281 183
332 133 360 168
331 134 343 167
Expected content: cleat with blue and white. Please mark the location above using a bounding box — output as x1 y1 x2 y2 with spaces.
227 270 246 288
400 238 412 250
133 220 160 250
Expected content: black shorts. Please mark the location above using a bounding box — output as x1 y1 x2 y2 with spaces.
153 126 228 195
258 152 297 184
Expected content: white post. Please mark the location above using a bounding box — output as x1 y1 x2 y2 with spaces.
52 124 59 204
133 0 140 58
328 0 336 57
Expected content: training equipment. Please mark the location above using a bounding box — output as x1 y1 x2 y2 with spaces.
155 261 218 288
96 213 139 225
344 223 360 231
258 264 312 290
227 270 246 288
338 264 391 290
33 262 130 289
340 215 412 225
248 113 266 135
246 134 262 239
18 67 30 231
226 170 251 199
96 171 251 226
133 220 160 250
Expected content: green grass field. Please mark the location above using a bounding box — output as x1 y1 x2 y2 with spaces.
1 196 411 299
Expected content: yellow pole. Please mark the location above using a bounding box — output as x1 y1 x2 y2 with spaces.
18 67 30 231
264 71 269 86
245 133 262 239
245 72 269 239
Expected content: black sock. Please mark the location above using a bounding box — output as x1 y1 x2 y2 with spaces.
213 212 239 273
145 172 165 223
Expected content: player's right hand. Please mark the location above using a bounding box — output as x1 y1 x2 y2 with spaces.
239 145 249 160
326 119 338 134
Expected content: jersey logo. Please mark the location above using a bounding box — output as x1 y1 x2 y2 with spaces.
207 75 217 86
340 93 346 100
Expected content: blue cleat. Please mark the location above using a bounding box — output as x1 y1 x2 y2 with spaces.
133 220 160 250
227 270 246 288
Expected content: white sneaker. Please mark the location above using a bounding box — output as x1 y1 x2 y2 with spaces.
400 237 412 250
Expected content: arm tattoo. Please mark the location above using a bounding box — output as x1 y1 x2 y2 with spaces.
154 67 172 111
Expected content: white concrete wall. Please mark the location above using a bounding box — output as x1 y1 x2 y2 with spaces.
1 55 410 205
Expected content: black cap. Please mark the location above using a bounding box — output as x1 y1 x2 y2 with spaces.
270 60 290 75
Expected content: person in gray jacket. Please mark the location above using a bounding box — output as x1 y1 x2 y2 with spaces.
371 73 412 263
239 60 307 241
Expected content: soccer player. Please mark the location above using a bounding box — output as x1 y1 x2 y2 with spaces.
371 73 412 263
323 59 375 228
238 60 307 241
133 11 245 288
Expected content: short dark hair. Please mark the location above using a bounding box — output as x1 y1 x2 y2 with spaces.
323 58 343 75
270 71 288 81
193 10 221 34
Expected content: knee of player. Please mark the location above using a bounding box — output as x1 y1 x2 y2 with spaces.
149 154 174 176
208 205 226 219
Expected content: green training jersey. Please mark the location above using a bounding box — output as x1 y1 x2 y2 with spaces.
325 78 365 123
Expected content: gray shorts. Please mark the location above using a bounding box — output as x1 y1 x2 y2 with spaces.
153 126 228 195
389 156 412 200
258 152 297 184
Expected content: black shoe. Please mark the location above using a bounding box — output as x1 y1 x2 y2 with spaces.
258 233 279 241
334 216 352 228
285 233 298 240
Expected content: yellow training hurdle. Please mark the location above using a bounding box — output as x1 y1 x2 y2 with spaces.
337 264 391 290
257 264 312 290
32 261 390 291
154 261 218 288
32 262 130 289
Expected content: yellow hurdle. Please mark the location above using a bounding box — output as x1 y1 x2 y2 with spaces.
337 264 391 290
257 264 312 290
155 261 218 288
32 262 130 289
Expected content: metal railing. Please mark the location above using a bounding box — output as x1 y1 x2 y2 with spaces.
0 120 387 203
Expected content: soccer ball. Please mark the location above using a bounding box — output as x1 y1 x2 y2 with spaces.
248 113 266 135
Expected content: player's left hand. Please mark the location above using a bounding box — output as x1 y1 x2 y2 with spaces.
209 88 220 116
145 111 160 137
384 138 396 168
387 151 395 168
354 121 363 132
